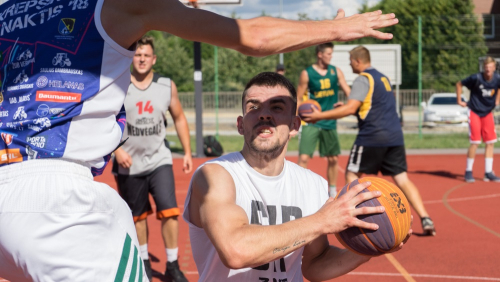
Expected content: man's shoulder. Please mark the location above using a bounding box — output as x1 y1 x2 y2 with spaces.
152 73 171 86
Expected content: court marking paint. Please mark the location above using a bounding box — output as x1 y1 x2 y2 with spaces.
442 183 500 238
385 253 417 282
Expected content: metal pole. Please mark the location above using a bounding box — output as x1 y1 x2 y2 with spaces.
214 46 219 140
194 41 205 157
418 16 423 139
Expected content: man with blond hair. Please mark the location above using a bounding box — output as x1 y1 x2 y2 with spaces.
456 57 500 183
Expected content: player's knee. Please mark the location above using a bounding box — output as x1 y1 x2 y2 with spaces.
326 156 338 164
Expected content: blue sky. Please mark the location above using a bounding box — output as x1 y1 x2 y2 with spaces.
203 0 382 20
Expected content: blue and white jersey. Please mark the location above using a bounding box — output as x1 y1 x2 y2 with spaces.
461 72 500 117
0 0 134 175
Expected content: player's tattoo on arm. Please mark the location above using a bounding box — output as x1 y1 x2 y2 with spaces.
272 240 306 254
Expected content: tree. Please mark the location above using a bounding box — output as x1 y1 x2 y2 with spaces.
352 0 487 91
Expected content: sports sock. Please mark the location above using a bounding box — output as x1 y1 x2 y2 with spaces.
140 244 149 260
166 247 178 263
485 158 493 173
329 185 337 198
466 158 474 172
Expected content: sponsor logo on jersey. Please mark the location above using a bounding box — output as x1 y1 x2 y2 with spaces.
58 18 75 34
10 50 35 70
49 108 64 115
0 3 64 36
0 110 8 117
1 132 13 145
36 104 50 117
26 145 37 160
9 93 32 104
0 91 4 104
26 136 46 148
7 83 33 91
36 76 48 88
52 53 72 67
37 76 84 90
136 117 155 125
0 148 22 164
12 70 29 84
36 91 81 103
127 121 163 136
13 106 27 120
29 117 51 132
40 68 83 75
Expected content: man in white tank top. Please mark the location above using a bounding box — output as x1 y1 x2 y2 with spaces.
183 73 411 281
0 0 398 280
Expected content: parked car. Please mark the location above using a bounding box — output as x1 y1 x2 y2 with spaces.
422 93 468 127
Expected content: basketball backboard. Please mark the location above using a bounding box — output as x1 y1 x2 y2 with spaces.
179 0 241 5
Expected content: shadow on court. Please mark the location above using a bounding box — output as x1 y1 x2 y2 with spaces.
411 170 463 181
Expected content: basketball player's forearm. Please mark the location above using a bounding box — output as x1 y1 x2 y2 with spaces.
322 107 352 120
218 215 326 269
303 247 370 281
455 82 462 101
148 7 396 57
174 119 192 155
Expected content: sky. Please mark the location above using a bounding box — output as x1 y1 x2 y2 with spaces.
199 0 382 20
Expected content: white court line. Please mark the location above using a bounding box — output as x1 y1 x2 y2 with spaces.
424 193 500 205
337 166 500 205
348 272 500 281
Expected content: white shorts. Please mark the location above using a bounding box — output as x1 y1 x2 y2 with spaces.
0 159 149 282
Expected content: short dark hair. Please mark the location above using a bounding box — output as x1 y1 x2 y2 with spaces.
242 72 297 114
316 42 334 55
137 35 155 53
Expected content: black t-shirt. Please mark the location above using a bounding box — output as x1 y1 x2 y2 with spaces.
461 73 500 117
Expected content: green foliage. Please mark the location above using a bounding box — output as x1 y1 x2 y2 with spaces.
166 133 477 154
352 0 487 91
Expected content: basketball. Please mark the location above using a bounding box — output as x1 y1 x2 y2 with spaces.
334 177 412 256
298 100 321 120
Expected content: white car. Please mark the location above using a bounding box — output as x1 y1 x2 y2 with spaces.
422 93 468 127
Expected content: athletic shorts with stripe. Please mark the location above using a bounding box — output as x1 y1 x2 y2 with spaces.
117 164 180 222
468 110 497 144
0 159 149 282
347 145 407 176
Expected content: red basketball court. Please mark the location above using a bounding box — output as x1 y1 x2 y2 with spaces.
90 152 498 282
1 152 498 282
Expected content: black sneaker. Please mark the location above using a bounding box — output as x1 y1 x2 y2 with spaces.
464 171 475 183
165 260 188 282
143 259 152 281
421 217 436 236
484 171 500 182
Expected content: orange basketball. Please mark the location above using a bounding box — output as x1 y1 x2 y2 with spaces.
298 100 321 120
334 177 412 256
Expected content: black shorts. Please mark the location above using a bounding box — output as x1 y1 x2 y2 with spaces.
347 145 407 176
117 164 179 222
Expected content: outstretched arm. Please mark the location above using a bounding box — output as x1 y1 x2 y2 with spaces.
187 164 384 269
169 81 193 173
296 70 310 113
102 0 398 54
302 99 362 123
